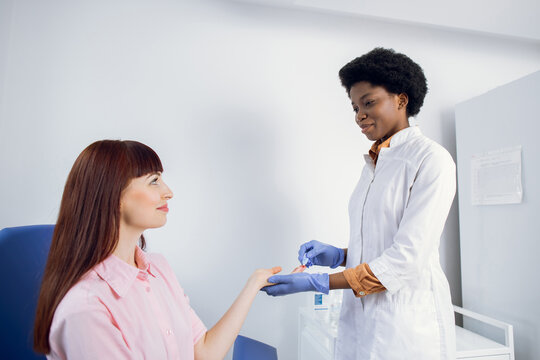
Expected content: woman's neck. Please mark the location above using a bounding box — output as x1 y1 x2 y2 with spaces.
114 224 143 267
381 123 409 142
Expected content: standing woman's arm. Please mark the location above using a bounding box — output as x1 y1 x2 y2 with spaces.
367 149 456 293
193 266 281 360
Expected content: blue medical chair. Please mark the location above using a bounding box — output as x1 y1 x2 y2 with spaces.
233 335 278 360
0 225 54 360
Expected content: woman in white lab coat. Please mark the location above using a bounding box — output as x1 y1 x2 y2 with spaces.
262 48 456 359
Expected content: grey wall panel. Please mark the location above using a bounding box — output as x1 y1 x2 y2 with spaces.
455 70 540 359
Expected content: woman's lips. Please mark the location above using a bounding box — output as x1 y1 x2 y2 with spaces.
157 205 169 212
360 124 373 133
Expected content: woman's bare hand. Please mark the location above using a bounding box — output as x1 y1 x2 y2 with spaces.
248 266 282 290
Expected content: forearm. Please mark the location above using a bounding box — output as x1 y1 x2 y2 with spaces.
327 248 349 289
194 280 259 360
329 271 351 290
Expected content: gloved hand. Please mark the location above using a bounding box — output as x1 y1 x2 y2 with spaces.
298 240 344 269
261 273 329 296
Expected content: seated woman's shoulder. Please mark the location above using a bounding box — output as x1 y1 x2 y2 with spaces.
51 280 108 330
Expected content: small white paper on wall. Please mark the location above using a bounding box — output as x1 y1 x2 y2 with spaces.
471 146 523 205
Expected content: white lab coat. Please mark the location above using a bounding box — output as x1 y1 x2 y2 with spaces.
335 126 456 360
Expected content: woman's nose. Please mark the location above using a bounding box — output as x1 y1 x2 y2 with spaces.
162 184 173 200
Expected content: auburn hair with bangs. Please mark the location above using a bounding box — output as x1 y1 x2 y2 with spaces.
33 140 163 354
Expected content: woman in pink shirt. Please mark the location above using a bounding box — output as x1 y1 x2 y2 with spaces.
33 140 280 359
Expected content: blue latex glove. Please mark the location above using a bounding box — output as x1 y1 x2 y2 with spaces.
261 273 329 296
298 240 344 269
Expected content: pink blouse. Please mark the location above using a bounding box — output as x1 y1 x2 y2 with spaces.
47 247 207 359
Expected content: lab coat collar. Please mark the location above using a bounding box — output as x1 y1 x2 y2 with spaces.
363 126 421 166
387 125 422 148
94 246 158 297
363 154 375 169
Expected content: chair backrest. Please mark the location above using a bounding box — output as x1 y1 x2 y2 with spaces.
232 335 278 360
0 225 55 360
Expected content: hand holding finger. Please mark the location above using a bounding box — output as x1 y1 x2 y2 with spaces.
261 266 282 286
251 266 282 289
298 241 313 263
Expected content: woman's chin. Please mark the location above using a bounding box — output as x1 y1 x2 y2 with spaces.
146 219 168 230
364 133 378 141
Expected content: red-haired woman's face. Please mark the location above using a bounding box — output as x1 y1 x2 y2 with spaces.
120 172 173 231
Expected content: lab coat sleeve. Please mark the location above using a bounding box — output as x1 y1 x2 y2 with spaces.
343 263 386 297
368 149 456 293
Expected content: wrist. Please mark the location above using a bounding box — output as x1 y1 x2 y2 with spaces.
310 273 329 294
245 279 263 295
246 274 265 292
330 248 345 269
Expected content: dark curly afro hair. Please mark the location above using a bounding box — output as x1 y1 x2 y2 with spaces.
338 48 428 117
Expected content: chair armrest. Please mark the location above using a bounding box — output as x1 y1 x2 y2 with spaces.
453 305 514 356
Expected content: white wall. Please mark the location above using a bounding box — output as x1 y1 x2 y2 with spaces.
1 0 539 358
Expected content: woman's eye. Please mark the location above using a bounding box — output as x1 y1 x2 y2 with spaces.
150 177 159 185
353 107 359 113
365 100 372 106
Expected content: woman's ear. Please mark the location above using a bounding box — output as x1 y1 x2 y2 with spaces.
398 93 409 110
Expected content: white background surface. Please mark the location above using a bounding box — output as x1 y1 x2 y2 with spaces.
1 0 540 358
236 0 540 41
